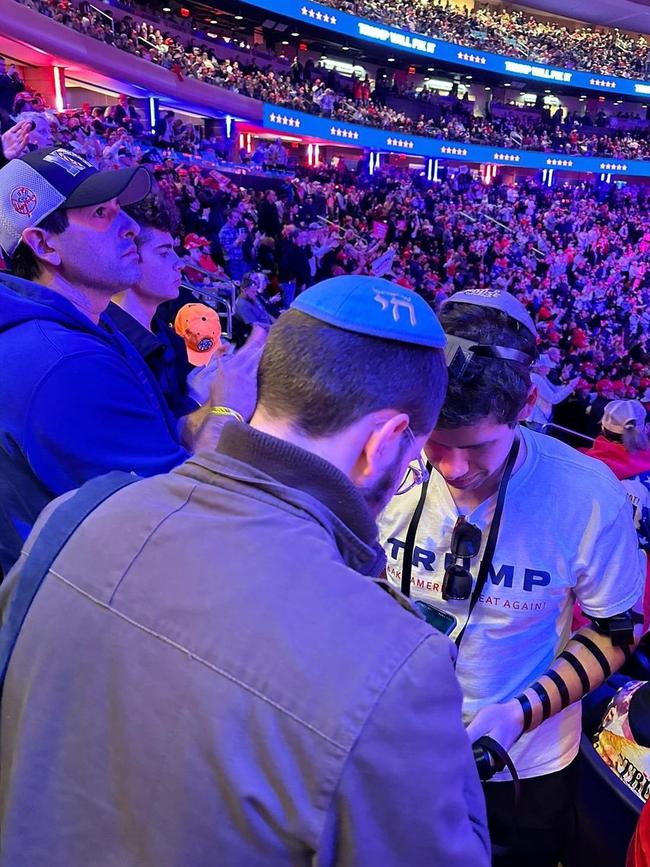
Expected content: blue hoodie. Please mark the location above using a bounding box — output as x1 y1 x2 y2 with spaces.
0 272 189 575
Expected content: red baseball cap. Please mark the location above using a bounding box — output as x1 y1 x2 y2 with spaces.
184 233 209 249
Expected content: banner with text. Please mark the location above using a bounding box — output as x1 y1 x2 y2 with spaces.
245 0 650 101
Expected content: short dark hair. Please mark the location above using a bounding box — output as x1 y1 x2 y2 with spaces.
10 208 70 281
437 302 537 429
125 194 177 236
257 309 448 438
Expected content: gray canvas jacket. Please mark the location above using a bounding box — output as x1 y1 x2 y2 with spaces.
0 422 489 867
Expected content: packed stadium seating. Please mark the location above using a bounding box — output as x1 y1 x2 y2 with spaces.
14 0 650 162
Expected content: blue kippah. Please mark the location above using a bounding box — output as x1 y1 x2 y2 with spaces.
291 276 446 349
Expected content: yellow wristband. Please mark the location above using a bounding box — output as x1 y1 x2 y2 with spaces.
209 406 244 423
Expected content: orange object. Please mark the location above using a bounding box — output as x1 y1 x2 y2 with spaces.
174 303 222 366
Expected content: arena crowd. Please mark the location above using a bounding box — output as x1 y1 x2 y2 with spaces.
1 83 649 427
325 0 650 80
12 0 650 163
0 0 650 860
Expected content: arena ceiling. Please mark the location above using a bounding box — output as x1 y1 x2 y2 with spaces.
520 0 650 33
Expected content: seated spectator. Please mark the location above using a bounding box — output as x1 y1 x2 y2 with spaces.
234 271 275 330
182 232 222 284
0 147 255 574
155 110 175 147
218 208 247 283
0 57 23 128
582 399 650 625
105 196 202 420
114 93 143 136
0 276 490 867
529 353 580 429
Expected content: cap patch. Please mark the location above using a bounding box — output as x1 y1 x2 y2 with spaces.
10 186 37 217
462 288 501 298
196 337 214 351
42 149 93 176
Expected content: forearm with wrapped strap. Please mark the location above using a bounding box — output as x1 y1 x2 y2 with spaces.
515 626 635 733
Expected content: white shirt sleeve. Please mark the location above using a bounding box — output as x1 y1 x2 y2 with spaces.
573 498 644 618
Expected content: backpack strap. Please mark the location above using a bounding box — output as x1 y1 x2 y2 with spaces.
0 471 140 687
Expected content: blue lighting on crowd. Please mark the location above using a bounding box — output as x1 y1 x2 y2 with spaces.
249 0 650 100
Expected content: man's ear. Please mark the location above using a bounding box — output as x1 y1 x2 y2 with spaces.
517 385 538 422
20 226 62 268
350 412 410 485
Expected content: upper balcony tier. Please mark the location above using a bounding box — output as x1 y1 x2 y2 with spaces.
235 0 650 100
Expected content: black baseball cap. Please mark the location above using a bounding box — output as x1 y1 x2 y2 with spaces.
0 146 151 255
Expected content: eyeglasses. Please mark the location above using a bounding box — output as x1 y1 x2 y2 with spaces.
395 427 429 496
441 516 482 601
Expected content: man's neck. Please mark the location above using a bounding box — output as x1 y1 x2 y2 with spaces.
112 290 157 332
249 408 358 477
448 431 527 514
39 271 111 326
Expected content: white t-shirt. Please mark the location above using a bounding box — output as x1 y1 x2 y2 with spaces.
378 426 644 780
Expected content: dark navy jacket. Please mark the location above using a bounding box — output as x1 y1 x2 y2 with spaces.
104 302 198 421
0 272 188 575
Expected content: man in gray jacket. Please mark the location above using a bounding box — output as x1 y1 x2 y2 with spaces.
0 276 489 866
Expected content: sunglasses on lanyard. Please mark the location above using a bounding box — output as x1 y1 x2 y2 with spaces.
441 516 483 601
399 438 520 649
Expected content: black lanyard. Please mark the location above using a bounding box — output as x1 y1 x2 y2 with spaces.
400 437 520 650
